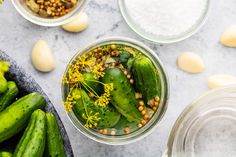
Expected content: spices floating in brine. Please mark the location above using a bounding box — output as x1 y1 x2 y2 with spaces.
62 44 162 135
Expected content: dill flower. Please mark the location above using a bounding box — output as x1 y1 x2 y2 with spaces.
94 83 113 107
93 64 104 79
78 55 94 69
94 94 110 107
83 111 101 128
63 90 81 111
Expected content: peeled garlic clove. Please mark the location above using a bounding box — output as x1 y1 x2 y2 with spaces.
207 74 236 89
31 39 55 72
62 12 89 33
177 52 205 73
220 25 236 48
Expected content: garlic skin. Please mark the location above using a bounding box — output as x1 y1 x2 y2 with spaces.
62 12 89 33
31 39 55 72
207 74 236 89
177 52 205 73
220 25 236 48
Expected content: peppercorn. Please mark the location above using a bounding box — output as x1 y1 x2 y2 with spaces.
129 79 134 84
138 106 144 112
27 0 78 17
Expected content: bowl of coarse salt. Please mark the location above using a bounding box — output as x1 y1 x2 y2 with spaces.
119 0 210 44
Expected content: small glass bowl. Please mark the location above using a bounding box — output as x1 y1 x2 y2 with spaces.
11 0 86 26
163 86 236 157
61 37 169 145
119 0 211 44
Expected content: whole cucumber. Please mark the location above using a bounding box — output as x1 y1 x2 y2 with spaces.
0 81 19 112
102 68 142 122
44 112 66 157
0 151 12 157
132 55 161 106
13 109 46 157
82 73 103 95
0 75 7 94
0 92 46 143
0 61 9 94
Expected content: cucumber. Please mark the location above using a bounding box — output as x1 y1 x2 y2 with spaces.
0 92 46 143
72 89 120 128
0 151 12 157
132 55 161 106
102 68 142 122
117 51 133 68
82 73 103 95
44 112 66 157
13 109 46 157
113 116 138 135
0 61 9 94
0 75 7 94
0 81 19 112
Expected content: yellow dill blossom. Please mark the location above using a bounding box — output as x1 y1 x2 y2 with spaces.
95 94 110 107
77 55 94 69
69 71 84 84
63 91 81 111
93 64 104 79
94 83 113 107
104 83 114 94
83 111 101 128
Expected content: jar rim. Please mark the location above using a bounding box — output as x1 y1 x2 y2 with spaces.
166 85 236 157
61 37 170 145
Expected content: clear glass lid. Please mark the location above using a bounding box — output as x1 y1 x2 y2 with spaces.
165 86 236 157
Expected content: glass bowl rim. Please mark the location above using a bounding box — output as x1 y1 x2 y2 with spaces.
118 0 211 44
165 85 236 157
61 36 170 145
11 0 87 26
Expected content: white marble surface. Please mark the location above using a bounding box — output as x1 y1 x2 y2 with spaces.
0 0 236 157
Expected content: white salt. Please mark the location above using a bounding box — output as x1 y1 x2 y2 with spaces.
125 0 208 37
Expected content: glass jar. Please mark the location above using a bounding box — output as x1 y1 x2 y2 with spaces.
61 37 169 145
11 0 86 26
163 86 236 157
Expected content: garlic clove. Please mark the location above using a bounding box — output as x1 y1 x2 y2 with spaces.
62 12 89 33
31 39 55 72
207 74 236 89
220 25 236 48
177 52 205 73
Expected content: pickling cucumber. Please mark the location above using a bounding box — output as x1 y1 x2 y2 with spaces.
82 73 103 95
0 151 12 157
102 68 142 122
0 75 7 94
0 81 19 112
72 89 121 128
117 51 133 68
0 92 46 143
13 109 46 157
132 55 161 106
0 62 9 94
44 112 66 157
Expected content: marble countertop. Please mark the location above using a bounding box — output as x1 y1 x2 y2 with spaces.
0 0 236 157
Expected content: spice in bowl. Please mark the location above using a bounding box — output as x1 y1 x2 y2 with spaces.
25 0 78 17
62 43 162 136
122 0 209 42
